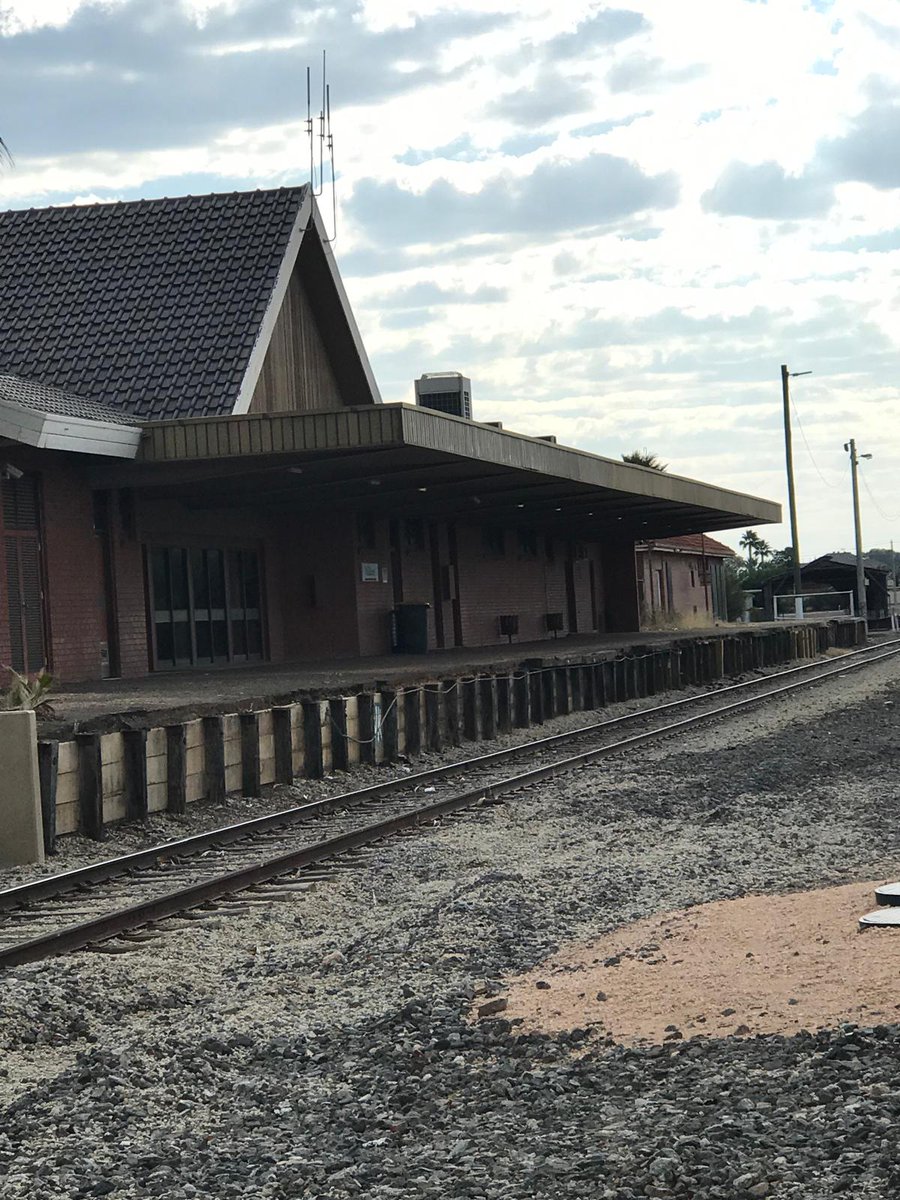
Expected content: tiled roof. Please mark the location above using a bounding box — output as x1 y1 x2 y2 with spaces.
639 533 736 557
0 372 144 426
808 552 887 573
0 187 306 422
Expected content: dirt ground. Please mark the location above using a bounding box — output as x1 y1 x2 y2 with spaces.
502 879 900 1045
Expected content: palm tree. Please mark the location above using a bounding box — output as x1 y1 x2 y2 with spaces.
739 529 763 565
755 539 772 564
622 449 668 471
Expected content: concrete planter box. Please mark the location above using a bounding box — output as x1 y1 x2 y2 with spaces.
0 710 44 867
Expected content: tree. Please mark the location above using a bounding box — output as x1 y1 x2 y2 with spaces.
723 557 748 621
736 543 797 591
622 449 668 471
739 529 763 565
0 137 11 168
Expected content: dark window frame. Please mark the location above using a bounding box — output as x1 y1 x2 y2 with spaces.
146 541 267 671
481 526 505 559
1 472 49 675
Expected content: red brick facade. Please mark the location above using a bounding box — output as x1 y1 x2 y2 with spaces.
0 453 643 684
635 535 734 624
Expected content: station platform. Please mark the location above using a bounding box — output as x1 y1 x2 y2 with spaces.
40 620 858 739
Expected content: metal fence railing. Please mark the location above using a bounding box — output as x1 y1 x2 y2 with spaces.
773 590 855 620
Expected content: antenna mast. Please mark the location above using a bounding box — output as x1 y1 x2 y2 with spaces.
304 53 338 243
306 67 315 194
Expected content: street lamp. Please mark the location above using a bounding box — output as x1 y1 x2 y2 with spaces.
781 365 811 615
844 439 872 625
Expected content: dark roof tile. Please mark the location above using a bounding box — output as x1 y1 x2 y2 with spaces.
0 372 144 425
0 186 305 421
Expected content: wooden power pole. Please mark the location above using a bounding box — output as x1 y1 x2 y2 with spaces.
844 438 870 625
781 364 809 614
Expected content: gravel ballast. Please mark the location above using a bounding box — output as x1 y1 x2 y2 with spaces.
1 656 899 1198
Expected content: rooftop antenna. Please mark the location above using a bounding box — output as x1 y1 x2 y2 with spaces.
319 50 326 199
306 67 316 194
324 79 337 244
304 53 338 242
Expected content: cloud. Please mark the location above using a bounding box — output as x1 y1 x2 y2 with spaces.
348 152 679 245
817 102 900 189
817 229 900 253
498 132 557 156
0 0 510 158
489 69 593 127
571 110 652 138
397 136 485 166
606 53 706 94
857 15 900 48
702 161 834 219
386 282 508 308
545 9 648 59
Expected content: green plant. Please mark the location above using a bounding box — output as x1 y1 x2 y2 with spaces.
0 666 53 712
622 449 668 471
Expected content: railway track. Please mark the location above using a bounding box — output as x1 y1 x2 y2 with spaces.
2 637 898 969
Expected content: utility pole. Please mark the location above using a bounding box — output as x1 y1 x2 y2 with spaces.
781 364 810 616
844 438 871 626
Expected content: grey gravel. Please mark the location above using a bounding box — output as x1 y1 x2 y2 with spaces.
1 655 899 1198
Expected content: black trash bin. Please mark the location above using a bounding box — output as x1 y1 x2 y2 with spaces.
393 603 430 654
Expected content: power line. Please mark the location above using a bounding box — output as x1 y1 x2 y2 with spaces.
789 396 843 489
861 470 900 523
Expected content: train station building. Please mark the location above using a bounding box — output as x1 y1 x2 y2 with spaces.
0 186 778 685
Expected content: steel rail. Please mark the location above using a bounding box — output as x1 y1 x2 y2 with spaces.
1 637 898 969
1 635 897 916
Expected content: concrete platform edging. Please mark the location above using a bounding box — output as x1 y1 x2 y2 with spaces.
0 711 45 867
34 621 863 852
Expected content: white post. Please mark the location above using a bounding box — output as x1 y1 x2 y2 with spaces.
0 711 45 866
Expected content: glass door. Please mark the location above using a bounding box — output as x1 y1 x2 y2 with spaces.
148 544 264 669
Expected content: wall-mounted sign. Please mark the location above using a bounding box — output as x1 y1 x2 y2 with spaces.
361 562 380 582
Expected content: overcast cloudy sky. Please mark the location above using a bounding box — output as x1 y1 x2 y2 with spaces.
2 0 900 556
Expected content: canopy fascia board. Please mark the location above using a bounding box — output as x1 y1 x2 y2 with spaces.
134 403 780 529
0 397 142 458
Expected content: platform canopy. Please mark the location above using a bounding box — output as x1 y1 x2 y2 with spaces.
95 403 780 539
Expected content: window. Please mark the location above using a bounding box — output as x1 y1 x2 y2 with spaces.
690 567 696 588
357 514 377 552
149 544 264 669
482 526 505 558
404 518 425 552
517 527 538 557
2 474 45 673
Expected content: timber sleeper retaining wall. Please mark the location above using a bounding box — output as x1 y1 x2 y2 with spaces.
37 621 863 852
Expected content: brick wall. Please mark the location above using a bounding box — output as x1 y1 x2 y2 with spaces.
37 458 107 681
277 510 360 659
111 489 150 677
394 517 439 648
354 514 393 655
454 524 574 645
636 548 718 623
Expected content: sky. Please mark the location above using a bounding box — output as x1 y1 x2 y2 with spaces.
2 0 900 557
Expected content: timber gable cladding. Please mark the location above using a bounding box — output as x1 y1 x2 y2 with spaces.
249 254 344 414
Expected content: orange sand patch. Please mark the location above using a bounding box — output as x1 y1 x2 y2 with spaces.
502 880 900 1045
